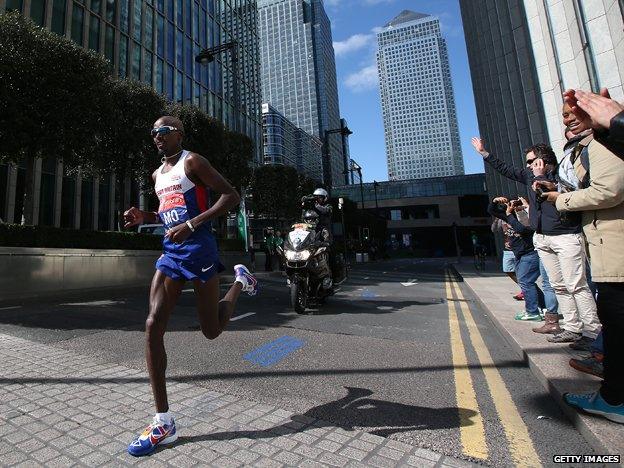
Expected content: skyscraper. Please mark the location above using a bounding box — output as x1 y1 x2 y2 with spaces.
257 0 345 187
460 0 624 199
377 10 464 181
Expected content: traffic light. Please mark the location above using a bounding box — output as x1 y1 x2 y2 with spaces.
363 227 369 240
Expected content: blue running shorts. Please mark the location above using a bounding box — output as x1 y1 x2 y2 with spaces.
156 253 225 282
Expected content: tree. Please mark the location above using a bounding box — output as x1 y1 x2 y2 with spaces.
220 130 254 191
0 13 112 223
250 165 300 222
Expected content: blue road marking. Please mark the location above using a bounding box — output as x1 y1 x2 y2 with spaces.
244 336 305 367
361 289 378 298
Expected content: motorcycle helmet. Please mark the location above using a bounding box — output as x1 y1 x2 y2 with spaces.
303 209 319 227
313 188 328 204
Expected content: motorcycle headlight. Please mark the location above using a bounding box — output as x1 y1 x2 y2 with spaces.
285 250 311 261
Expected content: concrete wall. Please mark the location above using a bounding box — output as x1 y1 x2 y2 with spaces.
0 248 260 302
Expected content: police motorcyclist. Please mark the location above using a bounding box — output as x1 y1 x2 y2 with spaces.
301 188 332 240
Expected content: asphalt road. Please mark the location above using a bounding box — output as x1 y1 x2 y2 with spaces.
0 258 594 466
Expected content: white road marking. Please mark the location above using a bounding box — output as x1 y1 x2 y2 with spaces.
0 306 21 311
400 279 419 287
60 300 122 306
183 288 194 292
230 312 255 321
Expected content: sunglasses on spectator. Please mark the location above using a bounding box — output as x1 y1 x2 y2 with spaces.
526 158 537 165
151 126 180 137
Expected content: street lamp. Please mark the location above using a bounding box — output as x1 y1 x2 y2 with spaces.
373 180 379 214
323 124 352 188
195 41 240 133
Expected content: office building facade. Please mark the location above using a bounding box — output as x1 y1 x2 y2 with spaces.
459 0 624 199
257 0 345 187
377 10 464 181
332 173 490 256
261 102 322 181
0 0 262 229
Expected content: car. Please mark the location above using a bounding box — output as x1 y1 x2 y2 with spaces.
137 224 166 236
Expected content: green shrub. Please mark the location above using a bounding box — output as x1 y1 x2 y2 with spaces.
0 224 245 251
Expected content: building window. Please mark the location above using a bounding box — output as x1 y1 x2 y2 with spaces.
80 178 93 230
38 158 56 226
61 173 76 228
71 3 84 44
119 34 129 77
30 0 46 25
98 176 110 230
51 0 67 35
89 15 100 51
105 0 115 22
104 24 114 62
132 42 141 80
5 0 23 12
0 164 8 222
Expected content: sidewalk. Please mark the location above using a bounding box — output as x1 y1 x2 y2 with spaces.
0 333 475 467
452 261 623 457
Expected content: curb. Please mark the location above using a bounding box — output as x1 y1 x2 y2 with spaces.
449 264 623 458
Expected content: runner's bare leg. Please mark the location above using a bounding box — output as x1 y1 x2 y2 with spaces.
146 270 184 412
194 275 243 339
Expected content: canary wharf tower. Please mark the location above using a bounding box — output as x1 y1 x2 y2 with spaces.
377 10 464 181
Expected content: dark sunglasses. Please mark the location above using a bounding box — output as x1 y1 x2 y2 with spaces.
151 126 180 137
526 158 537 165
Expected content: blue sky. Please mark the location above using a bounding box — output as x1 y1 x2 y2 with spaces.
325 0 485 182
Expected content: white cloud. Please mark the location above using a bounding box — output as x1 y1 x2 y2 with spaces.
363 0 395 4
333 33 374 57
344 63 379 92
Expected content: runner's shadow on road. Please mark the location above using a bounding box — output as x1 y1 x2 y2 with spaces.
175 386 477 447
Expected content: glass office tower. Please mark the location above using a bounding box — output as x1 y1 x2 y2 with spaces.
257 0 345 187
377 10 464 181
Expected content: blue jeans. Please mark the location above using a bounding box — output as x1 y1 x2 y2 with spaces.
515 251 542 315
539 258 559 314
591 330 604 355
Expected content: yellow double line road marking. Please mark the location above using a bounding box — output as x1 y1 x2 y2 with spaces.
444 271 488 460
446 270 541 466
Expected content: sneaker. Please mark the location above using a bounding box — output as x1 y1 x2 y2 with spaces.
569 336 594 352
513 292 524 301
128 417 178 456
514 311 542 321
547 330 582 343
234 264 258 296
563 391 624 424
569 356 604 378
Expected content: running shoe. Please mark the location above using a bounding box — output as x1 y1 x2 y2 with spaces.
514 311 542 321
128 417 177 456
564 391 624 424
234 264 258 296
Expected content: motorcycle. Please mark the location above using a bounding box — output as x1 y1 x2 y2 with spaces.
276 218 347 314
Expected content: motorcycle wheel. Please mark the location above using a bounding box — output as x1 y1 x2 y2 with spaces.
290 282 307 314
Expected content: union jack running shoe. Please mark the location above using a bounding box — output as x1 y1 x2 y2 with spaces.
234 264 258 296
127 417 178 456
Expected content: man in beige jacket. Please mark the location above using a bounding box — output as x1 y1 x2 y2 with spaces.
543 107 624 423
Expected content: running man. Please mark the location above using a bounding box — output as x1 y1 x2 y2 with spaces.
123 116 258 456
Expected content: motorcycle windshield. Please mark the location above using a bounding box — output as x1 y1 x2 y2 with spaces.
285 229 312 251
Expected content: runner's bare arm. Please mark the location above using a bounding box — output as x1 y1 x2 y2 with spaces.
185 152 241 229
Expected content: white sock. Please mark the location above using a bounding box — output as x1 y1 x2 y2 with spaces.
235 275 249 288
155 411 173 425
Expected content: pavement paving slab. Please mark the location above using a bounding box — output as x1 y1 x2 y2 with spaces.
0 332 478 467
453 261 624 458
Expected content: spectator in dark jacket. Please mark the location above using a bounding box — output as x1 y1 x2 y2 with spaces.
488 197 543 321
472 138 598 344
